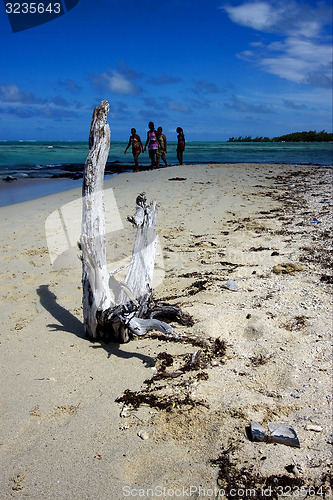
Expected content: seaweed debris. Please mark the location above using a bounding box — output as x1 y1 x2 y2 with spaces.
116 388 208 412
210 448 306 499
282 315 308 331
211 446 331 500
249 353 273 367
116 335 226 412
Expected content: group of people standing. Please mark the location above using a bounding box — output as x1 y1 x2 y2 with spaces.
124 122 185 172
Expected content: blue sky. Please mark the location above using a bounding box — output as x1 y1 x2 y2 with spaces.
0 0 332 141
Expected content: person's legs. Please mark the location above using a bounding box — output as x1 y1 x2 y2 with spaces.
149 149 156 168
161 153 168 167
177 148 183 165
133 151 140 172
156 153 160 168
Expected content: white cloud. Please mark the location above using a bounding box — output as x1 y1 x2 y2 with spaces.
223 0 329 38
261 55 306 83
150 74 181 85
225 95 275 113
224 2 277 31
90 67 141 95
58 79 81 94
101 71 139 95
167 101 191 113
0 83 83 120
0 84 45 104
222 0 332 87
262 38 332 86
237 49 255 61
193 80 220 94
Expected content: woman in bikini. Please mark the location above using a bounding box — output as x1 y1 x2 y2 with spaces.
124 128 143 172
143 121 158 169
156 126 168 168
176 126 185 165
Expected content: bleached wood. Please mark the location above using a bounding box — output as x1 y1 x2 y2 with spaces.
80 100 192 343
80 100 114 339
117 193 158 305
128 317 174 336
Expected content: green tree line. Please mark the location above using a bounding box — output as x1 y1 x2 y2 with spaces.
228 130 333 142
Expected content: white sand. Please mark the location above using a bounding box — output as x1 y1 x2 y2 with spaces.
0 164 332 498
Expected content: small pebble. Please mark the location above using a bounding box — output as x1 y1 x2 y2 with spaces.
225 279 238 291
305 424 323 432
120 407 130 418
138 430 149 440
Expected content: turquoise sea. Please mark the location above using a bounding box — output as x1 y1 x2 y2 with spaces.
0 141 332 206
0 141 332 180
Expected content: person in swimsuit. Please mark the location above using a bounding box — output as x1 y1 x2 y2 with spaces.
156 126 168 168
176 127 185 165
124 128 143 172
143 121 158 169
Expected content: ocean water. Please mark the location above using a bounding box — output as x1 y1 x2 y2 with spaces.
0 141 332 180
0 140 332 206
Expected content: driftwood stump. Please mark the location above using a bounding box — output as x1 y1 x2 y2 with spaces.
80 100 192 343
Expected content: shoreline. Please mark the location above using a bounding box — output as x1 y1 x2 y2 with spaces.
0 163 332 498
0 177 84 207
0 162 332 208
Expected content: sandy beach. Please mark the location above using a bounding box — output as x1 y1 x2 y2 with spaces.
0 163 332 499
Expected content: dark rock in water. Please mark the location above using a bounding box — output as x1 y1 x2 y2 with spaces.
51 163 84 179
51 172 83 180
58 163 84 172
3 175 17 182
105 162 131 173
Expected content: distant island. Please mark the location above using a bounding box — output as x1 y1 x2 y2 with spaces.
227 130 333 142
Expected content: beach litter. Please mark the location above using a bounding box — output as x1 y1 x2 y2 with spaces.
224 279 238 291
249 421 300 448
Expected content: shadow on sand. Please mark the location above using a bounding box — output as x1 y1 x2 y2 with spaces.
36 284 154 365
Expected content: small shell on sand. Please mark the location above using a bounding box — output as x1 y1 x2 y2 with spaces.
138 430 150 440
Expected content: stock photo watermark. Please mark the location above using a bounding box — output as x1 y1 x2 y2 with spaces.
122 484 332 498
3 0 80 32
45 187 166 292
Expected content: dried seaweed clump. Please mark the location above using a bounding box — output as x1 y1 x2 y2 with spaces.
116 335 226 412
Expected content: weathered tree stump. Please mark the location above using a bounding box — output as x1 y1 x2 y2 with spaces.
79 101 192 343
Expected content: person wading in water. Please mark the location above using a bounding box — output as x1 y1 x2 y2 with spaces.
156 126 168 168
176 126 185 165
143 121 158 169
124 128 144 172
